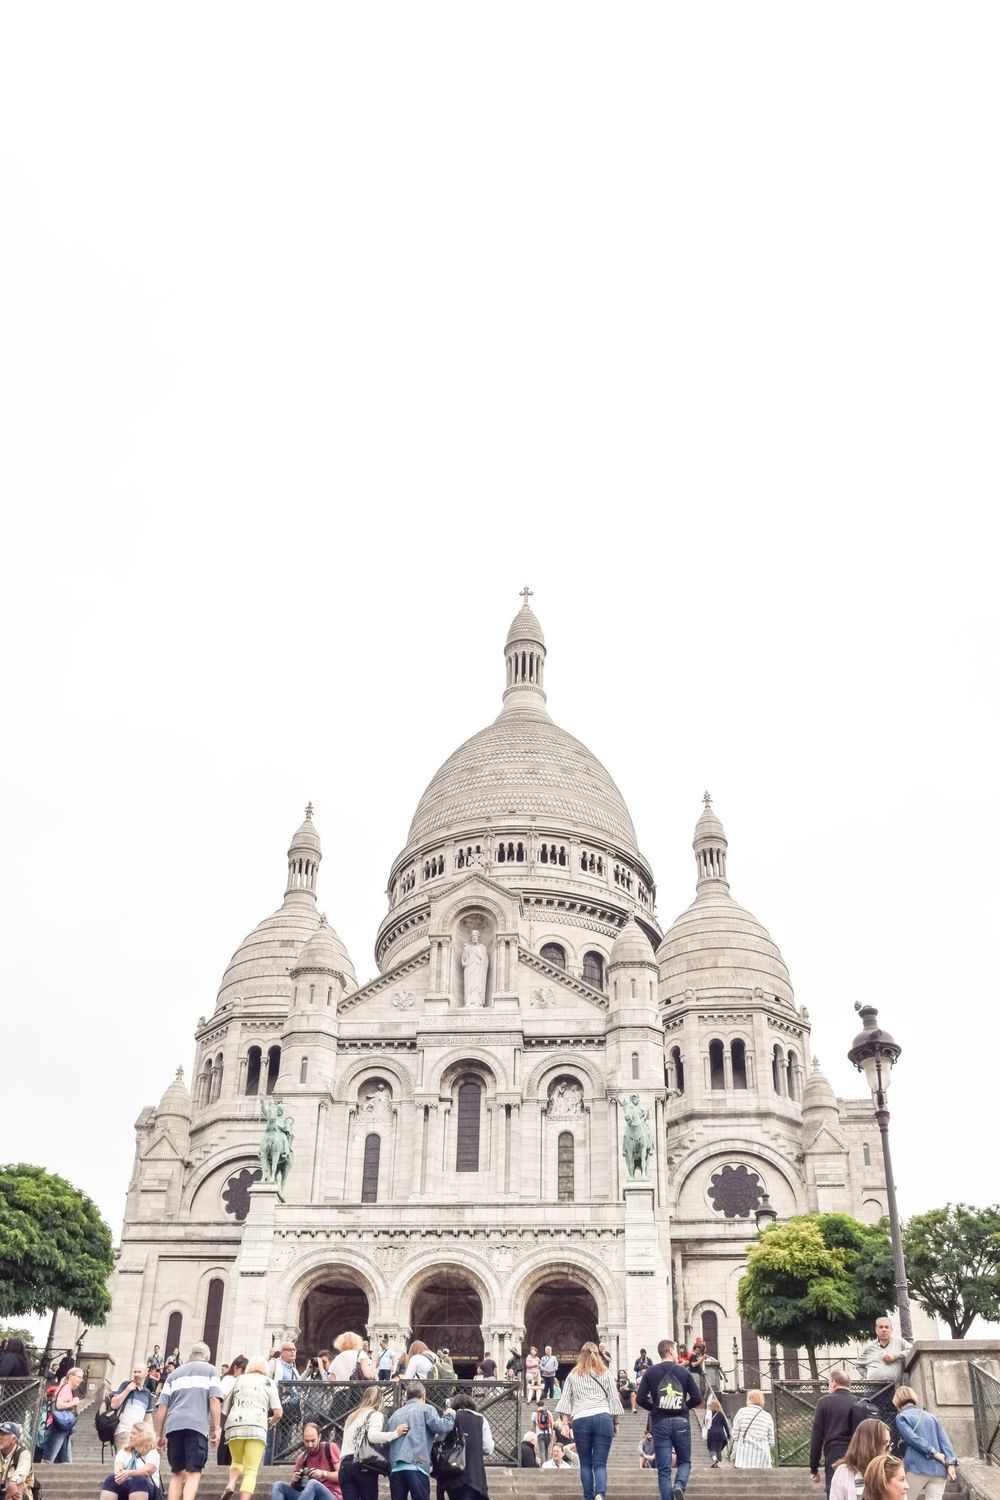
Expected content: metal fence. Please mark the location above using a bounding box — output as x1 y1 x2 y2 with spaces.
268 1379 520 1466
0 1379 41 1434
772 1380 897 1467
971 1363 1000 1465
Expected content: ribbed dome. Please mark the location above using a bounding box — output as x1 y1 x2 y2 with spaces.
291 913 356 988
289 804 321 855
157 1067 191 1120
801 1058 838 1113
610 917 655 966
216 893 330 1009
506 604 545 648
405 705 640 855
656 886 794 1004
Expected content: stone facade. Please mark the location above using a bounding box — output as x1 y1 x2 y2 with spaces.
102 593 911 1378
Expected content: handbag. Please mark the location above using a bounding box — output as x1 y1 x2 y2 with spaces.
431 1420 467 1480
52 1409 77 1432
354 1415 391 1477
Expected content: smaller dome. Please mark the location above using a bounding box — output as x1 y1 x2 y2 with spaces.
695 792 726 843
289 803 321 855
610 917 655 966
291 913 356 986
801 1058 838 1113
157 1066 191 1120
506 603 545 649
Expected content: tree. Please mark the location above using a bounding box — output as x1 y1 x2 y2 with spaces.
0 1164 114 1327
737 1212 895 1378
903 1203 1000 1337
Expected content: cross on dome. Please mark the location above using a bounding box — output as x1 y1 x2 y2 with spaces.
520 584 533 605
305 802 314 819
703 790 712 810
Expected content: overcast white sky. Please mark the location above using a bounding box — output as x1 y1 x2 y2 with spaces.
2 5 998 1322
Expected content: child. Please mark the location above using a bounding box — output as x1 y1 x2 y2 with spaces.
705 1395 730 1468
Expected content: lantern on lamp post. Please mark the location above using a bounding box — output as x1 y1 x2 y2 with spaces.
847 1002 913 1342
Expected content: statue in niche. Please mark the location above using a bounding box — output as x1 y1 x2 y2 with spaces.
548 1081 584 1120
617 1092 653 1179
360 1083 392 1121
462 928 488 1007
259 1097 294 1194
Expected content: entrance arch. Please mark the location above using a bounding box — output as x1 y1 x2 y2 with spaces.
300 1273 370 1358
524 1277 599 1366
410 1270 484 1376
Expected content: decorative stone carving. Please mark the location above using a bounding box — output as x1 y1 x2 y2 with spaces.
222 1166 262 1223
359 1083 393 1121
391 990 416 1010
708 1163 764 1219
531 986 556 1008
547 1080 584 1119
462 929 488 1007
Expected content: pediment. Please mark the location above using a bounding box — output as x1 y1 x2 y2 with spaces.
803 1121 847 1153
519 950 608 1014
141 1129 182 1161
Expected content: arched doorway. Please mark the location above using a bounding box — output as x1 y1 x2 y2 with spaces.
524 1277 599 1373
299 1273 370 1360
410 1270 484 1377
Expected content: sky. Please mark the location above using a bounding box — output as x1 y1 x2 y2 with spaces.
1 5 998 1333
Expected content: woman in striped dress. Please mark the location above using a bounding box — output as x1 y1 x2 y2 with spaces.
555 1343 621 1500
728 1389 774 1469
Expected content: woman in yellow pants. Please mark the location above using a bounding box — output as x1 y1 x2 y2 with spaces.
222 1358 283 1500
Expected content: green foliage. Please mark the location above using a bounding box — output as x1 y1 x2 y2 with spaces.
0 1324 37 1350
737 1213 895 1368
903 1203 1000 1337
0 1163 114 1325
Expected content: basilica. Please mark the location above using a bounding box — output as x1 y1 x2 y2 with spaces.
104 594 892 1380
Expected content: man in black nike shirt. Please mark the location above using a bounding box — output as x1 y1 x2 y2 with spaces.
636 1339 703 1500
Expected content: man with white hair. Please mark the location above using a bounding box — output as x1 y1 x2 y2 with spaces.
856 1316 911 1386
154 1343 223 1500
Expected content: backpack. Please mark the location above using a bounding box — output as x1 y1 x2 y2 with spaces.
95 1394 120 1444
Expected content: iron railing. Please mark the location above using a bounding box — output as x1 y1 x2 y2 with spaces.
971 1362 1000 1465
267 1378 520 1466
772 1379 897 1467
0 1379 42 1434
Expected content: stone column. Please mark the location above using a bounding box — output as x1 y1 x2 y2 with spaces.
228 1183 281 1354
623 1180 670 1357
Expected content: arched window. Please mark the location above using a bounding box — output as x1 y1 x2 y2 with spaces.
671 1045 685 1094
786 1050 799 1101
557 1132 574 1203
362 1134 381 1203
202 1277 225 1365
265 1045 281 1095
165 1311 182 1355
701 1310 719 1359
540 943 566 970
631 1051 640 1080
211 1053 224 1102
863 1142 871 1167
771 1044 784 1094
709 1039 726 1090
732 1039 748 1089
299 1057 308 1084
456 1080 482 1173
582 951 604 989
245 1047 261 1096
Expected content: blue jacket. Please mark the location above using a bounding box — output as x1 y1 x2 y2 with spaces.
388 1399 455 1473
895 1405 956 1476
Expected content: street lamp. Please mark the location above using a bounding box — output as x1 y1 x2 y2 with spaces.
847 1002 913 1341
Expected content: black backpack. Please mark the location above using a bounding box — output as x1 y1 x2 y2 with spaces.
95 1395 119 1444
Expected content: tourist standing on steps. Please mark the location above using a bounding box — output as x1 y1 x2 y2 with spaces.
633 1350 651 1381
531 1403 552 1462
636 1338 703 1500
437 1394 493 1500
377 1338 395 1383
338 1388 406 1500
110 1367 157 1450
385 1381 455 1500
703 1396 729 1468
856 1319 911 1388
810 1369 866 1495
829 1418 892 1500
154 1342 222 1500
556 1341 621 1500
524 1348 541 1403
539 1347 558 1399
220 1356 283 1500
728 1389 774 1470
41 1366 83 1464
892 1387 957 1499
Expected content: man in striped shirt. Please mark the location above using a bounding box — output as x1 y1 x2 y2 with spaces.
154 1342 223 1500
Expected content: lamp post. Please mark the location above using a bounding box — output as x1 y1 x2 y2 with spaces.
847 1002 913 1342
755 1197 782 1387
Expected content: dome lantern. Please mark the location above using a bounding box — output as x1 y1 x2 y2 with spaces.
502 586 548 715
286 803 321 898
694 791 729 890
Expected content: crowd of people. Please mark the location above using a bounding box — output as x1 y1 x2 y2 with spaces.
0 1314 962 1500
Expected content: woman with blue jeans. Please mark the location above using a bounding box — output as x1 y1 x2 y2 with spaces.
556 1343 620 1500
42 1368 83 1463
